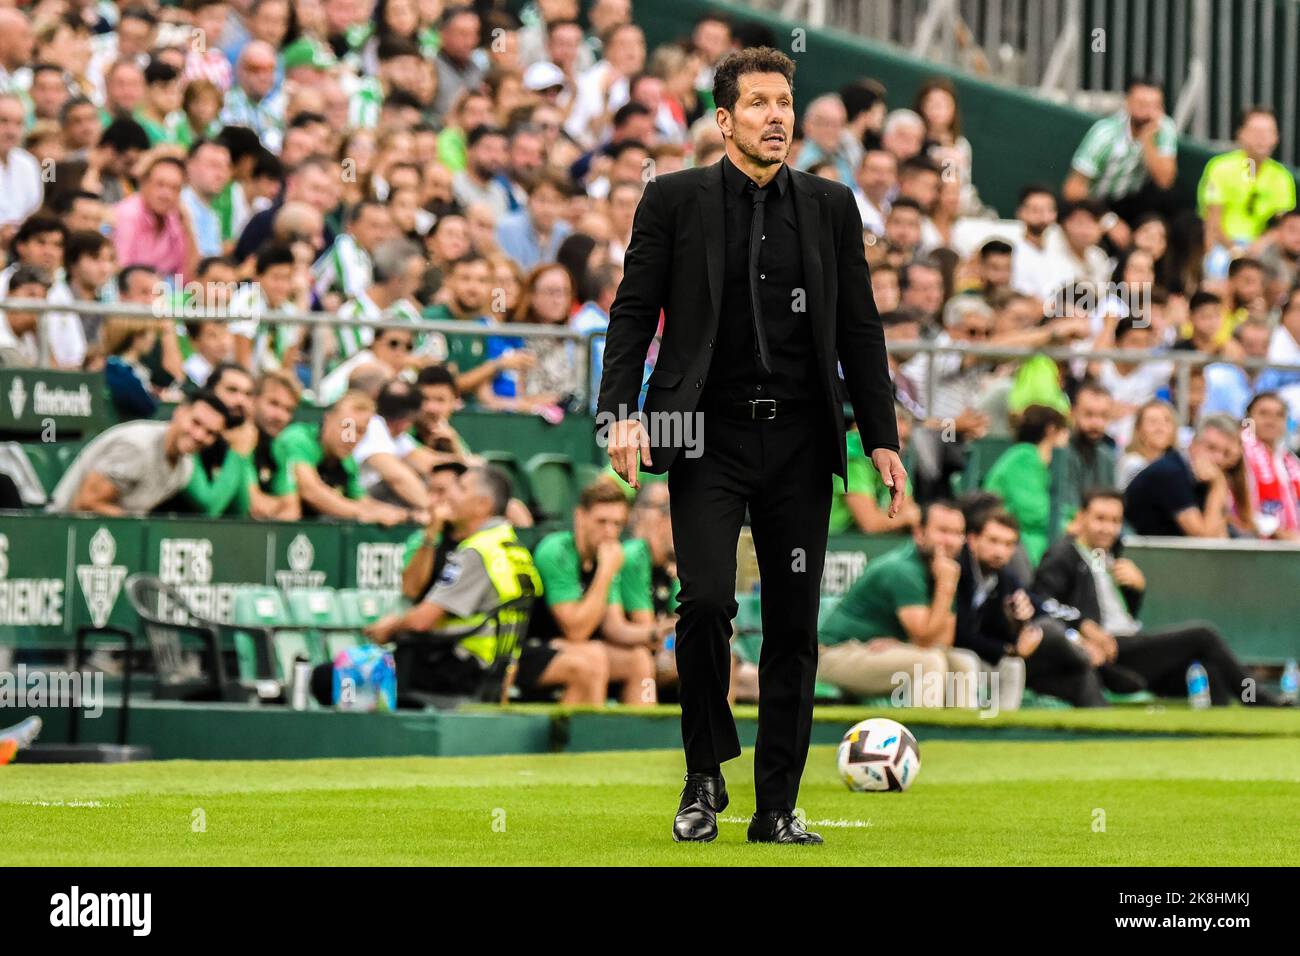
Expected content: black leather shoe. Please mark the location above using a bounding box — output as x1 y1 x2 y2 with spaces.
747 810 823 845
673 773 728 842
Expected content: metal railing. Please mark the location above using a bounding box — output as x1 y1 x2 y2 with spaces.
9 296 1300 427
8 297 592 402
763 0 1300 165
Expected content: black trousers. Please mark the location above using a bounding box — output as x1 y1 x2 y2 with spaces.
668 402 835 811
1116 622 1261 706
1024 618 1106 707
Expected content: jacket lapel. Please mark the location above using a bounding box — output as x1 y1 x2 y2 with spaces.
699 163 724 326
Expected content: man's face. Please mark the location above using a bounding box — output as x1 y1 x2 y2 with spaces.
433 216 470 261
1019 193 1057 236
899 170 939 214
1195 427 1237 472
373 330 414 372
610 146 648 184
970 520 1019 571
1249 397 1287 445
141 163 184 217
107 65 145 112
916 505 966 560
1080 497 1123 551
118 17 154 56
239 48 278 99
441 11 480 60
0 97 24 153
64 104 102 150
1073 390 1112 443
1190 304 1222 339
121 270 161 304
548 23 582 66
902 266 944 316
419 382 456 424
1126 84 1164 127
449 471 492 527
881 120 923 161
292 167 337 213
211 369 254 424
175 401 227 455
509 132 544 180
804 99 845 151
428 467 461 512
254 382 298 436
718 72 793 168
325 403 370 458
449 262 491 313
1238 324 1270 360
30 71 68 119
459 95 494 132
981 251 1012 290
193 322 233 365
1239 112 1279 157
188 143 232 197
857 150 896 198
693 19 730 64
73 244 116 289
1062 210 1102 249
576 501 628 555
469 133 508 179
885 207 921 250
1231 265 1265 305
605 25 645 75
18 230 63 271
351 205 394 252
259 263 294 306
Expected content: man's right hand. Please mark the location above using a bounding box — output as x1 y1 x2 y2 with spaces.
931 552 961 591
596 538 625 574
607 417 652 489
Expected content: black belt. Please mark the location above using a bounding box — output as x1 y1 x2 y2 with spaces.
702 397 814 420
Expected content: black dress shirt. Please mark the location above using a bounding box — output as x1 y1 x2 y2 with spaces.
703 154 816 403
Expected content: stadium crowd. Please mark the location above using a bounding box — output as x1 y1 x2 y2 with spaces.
0 0 1296 709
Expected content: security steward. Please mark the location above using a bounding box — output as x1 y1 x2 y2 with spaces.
364 465 540 697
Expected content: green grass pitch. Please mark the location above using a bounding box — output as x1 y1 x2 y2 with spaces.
4 733 1300 865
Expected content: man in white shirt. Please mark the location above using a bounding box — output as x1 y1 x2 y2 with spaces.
49 391 231 515
1010 184 1076 303
563 22 644 149
0 94 43 231
353 379 429 510
854 148 896 236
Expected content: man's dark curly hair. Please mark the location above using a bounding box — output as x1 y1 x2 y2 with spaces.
712 47 796 113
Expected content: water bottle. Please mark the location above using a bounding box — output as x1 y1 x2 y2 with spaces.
1280 659 1300 704
1186 662 1212 710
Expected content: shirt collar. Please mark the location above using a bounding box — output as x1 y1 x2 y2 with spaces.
721 152 790 198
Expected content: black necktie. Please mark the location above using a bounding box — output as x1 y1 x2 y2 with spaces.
748 186 773 375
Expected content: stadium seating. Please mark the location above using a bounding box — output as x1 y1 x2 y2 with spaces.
525 452 581 519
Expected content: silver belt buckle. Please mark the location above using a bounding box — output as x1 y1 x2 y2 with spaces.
749 398 777 420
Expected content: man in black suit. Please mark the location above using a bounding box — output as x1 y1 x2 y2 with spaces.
597 47 905 845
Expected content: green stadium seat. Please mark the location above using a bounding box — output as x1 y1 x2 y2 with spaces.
575 462 605 493
285 587 371 660
52 441 85 486
229 586 309 683
336 588 403 628
961 437 1017 494
525 452 579 519
479 450 532 507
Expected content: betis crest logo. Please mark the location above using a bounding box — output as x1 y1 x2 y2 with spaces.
8 377 27 419
77 528 127 628
275 533 325 589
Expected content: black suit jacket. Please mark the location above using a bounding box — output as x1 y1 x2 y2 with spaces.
1031 536 1145 628
596 160 899 483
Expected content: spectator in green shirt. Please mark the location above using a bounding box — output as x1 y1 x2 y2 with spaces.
817 500 981 707
270 389 415 525
623 482 682 694
982 404 1069 567
533 478 668 705
830 405 920 534
1198 106 1297 248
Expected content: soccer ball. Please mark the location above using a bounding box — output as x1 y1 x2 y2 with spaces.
836 718 920 792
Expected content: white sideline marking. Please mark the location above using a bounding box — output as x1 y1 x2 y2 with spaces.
17 800 110 808
718 814 872 829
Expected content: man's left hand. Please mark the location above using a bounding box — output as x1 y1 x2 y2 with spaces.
870 448 908 519
365 614 402 644
1112 558 1146 590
